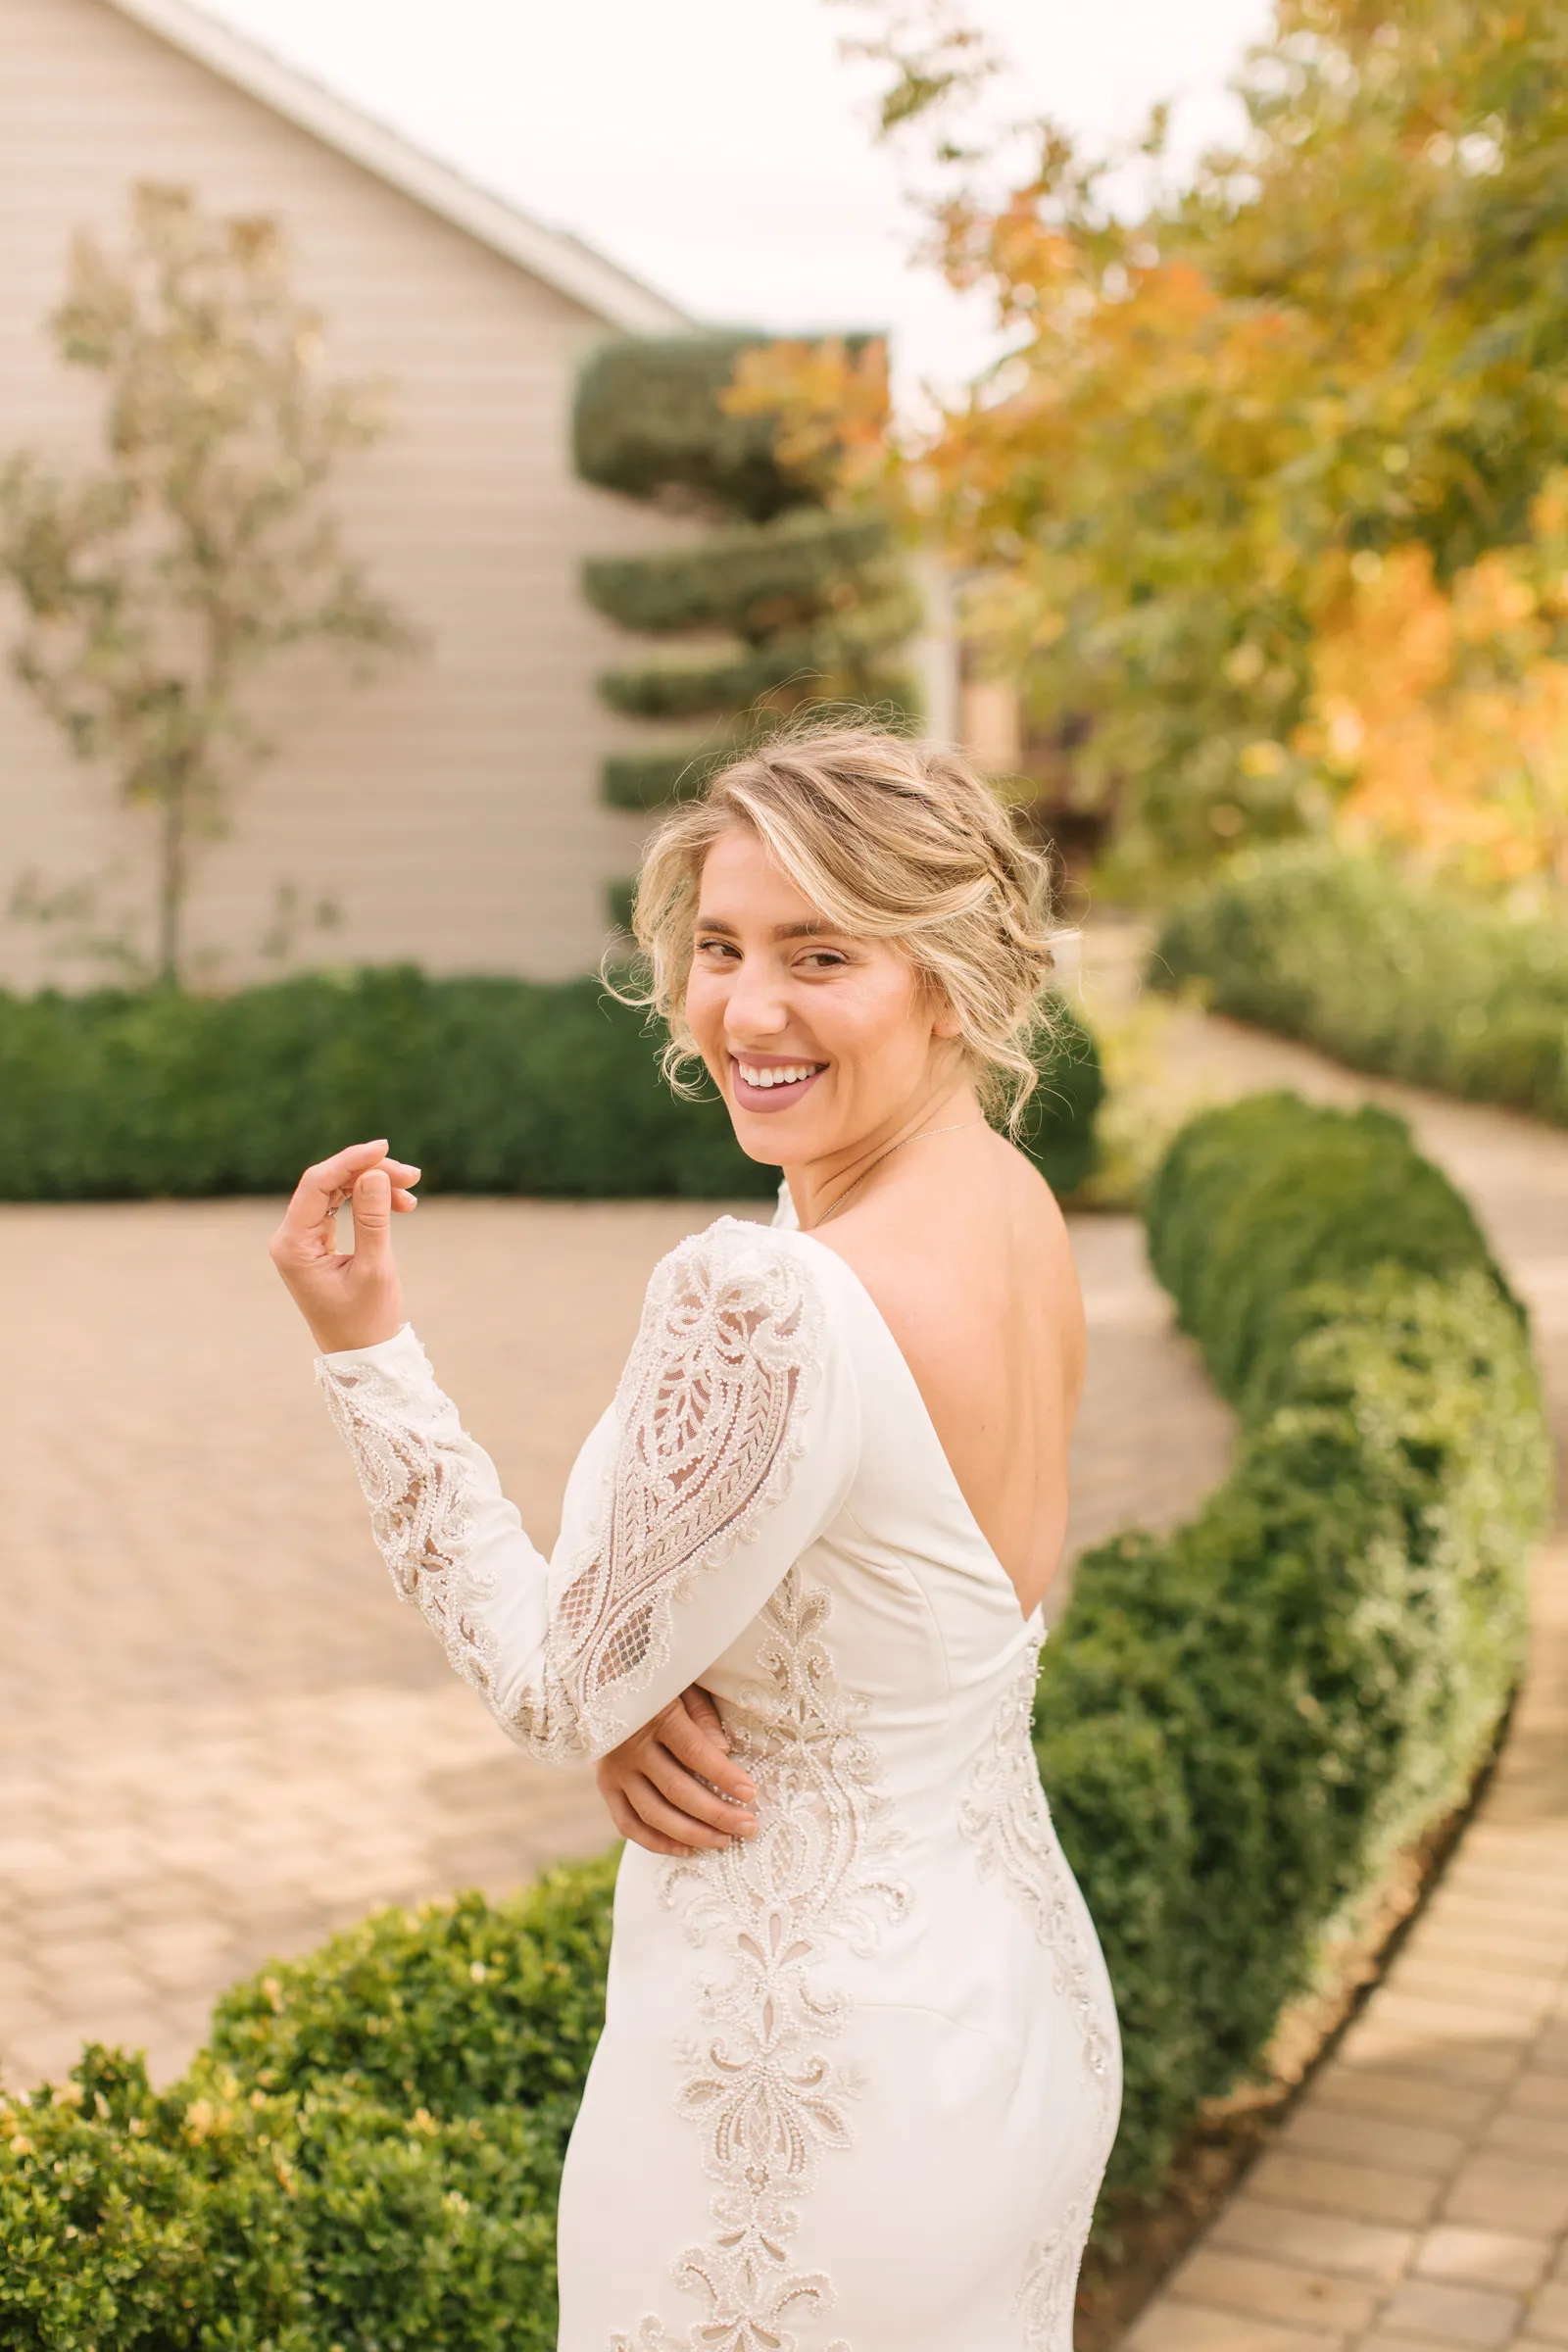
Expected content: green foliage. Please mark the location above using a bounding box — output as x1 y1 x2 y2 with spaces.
573 332 916 802
573 333 824 524
583 512 893 639
596 591 921 722
1016 1006 1104 1199
0 968 1101 1202
0 1861 614 2350
0 181 416 987
1143 1089 1513 1404
1040 1096 1549 2194
1152 845 1568 1125
206 1869 615 2117
601 741 739 811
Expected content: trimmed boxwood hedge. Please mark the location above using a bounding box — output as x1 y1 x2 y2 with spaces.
0 970 1103 1203
0 1863 616 2351
1152 843 1568 1124
0 1096 1548 2342
1038 1094 1547 2189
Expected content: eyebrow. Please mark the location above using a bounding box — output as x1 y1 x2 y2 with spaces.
694 915 837 941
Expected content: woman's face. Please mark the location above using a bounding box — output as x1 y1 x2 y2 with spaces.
684 824 958 1165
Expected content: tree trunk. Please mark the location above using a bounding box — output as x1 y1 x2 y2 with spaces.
156 788 187 988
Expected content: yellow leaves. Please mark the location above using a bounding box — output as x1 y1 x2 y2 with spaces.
1298 513 1568 885
723 337 892 504
1453 552 1539 642
1240 741 1290 778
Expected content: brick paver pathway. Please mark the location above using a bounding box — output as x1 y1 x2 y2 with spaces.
1103 989 1568 2352
0 1192 1232 2091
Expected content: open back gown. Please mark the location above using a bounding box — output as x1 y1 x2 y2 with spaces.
318 1196 1121 2351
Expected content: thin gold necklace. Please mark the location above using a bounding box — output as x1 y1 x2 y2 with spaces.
813 1118 985 1227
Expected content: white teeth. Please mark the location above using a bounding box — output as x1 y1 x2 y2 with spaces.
738 1061 820 1089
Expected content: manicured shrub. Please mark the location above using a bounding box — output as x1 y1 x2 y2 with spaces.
2 1098 1544 2328
0 969 1103 1202
1152 844 1568 1123
573 334 917 809
1039 1096 1549 2193
0 1860 616 2350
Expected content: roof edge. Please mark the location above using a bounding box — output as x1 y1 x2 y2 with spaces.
102 0 693 334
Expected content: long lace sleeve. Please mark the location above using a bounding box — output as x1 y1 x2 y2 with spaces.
316 1221 857 1764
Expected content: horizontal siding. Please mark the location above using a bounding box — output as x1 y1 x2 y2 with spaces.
0 0 694 990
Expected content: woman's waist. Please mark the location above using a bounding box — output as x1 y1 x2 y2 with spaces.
611 1820 1089 1995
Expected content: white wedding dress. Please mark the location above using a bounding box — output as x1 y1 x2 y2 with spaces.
318 1196 1121 2351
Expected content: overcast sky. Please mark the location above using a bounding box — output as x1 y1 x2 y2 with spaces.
196 0 1276 399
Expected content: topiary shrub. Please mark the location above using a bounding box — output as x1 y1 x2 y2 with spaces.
0 970 1103 1203
573 332 918 812
1152 843 1568 1124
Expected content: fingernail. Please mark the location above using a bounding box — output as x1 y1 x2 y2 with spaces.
737 1782 756 1799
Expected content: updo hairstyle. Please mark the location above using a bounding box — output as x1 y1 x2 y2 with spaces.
613 721 1062 1130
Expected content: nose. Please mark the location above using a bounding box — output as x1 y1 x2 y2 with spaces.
723 956 790 1046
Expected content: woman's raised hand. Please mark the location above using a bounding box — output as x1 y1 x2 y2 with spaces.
596 1686 758 1857
269 1140 421 1355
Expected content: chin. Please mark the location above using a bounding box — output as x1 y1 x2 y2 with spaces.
727 1112 792 1167
735 1134 788 1168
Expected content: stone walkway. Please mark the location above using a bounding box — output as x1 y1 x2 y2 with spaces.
1098 994 1568 2352
0 1192 1231 2091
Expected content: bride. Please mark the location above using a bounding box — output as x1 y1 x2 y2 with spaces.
270 723 1120 2351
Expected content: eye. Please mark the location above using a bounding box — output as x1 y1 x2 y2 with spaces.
799 948 850 970
695 935 741 962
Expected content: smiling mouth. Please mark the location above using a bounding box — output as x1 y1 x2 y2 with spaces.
730 1055 827 1108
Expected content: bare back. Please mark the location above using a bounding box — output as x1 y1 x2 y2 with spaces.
810 1126 1085 1619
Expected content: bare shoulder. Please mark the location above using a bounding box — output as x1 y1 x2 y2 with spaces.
812 1129 1084 1391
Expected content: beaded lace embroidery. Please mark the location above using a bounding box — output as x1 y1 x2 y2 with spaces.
318 1220 820 1761
612 1570 906 2352
959 1650 1120 2347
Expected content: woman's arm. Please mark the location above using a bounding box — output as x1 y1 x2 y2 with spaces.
271 1149 857 1769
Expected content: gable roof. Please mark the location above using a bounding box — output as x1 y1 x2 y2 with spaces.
103 0 692 335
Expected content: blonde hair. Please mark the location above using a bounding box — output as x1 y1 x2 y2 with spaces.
612 719 1062 1130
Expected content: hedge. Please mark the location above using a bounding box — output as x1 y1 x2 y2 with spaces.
1037 1094 1547 2186
0 1861 616 2350
1152 843 1568 1124
0 1096 1547 2340
0 969 1103 1202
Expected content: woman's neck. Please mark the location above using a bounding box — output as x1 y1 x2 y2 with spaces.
783 1082 984 1232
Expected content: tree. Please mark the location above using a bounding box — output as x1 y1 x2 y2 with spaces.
572 331 918 815
1298 477 1568 893
827 0 1568 888
0 181 417 986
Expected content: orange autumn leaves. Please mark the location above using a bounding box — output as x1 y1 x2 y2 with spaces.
1301 485 1568 889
